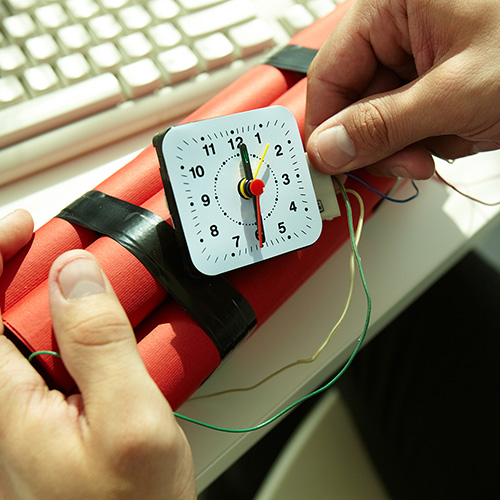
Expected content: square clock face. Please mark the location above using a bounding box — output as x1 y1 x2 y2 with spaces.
155 105 322 276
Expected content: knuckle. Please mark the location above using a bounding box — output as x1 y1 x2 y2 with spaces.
62 306 131 348
353 99 394 152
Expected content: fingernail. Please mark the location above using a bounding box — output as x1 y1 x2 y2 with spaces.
317 125 356 169
58 258 106 300
0 210 17 222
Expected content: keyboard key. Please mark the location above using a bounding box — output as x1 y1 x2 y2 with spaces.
2 13 37 42
0 75 26 107
177 0 225 11
118 5 152 31
100 0 130 11
118 32 153 60
57 24 92 53
158 45 200 84
147 0 180 22
5 0 37 14
56 53 92 84
24 64 59 95
88 42 123 72
118 58 163 98
0 45 27 74
228 18 275 58
65 0 100 21
194 33 235 71
0 73 125 148
25 34 59 63
280 4 315 35
177 0 256 39
88 14 123 42
148 23 182 51
34 3 69 32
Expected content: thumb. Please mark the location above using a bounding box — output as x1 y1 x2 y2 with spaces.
48 250 159 414
306 68 457 177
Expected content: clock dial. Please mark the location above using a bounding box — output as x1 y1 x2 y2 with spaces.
156 105 322 276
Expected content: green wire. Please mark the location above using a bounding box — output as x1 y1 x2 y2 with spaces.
27 180 371 434
28 350 61 363
173 178 372 433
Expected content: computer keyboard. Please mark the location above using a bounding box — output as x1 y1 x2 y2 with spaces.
0 0 339 185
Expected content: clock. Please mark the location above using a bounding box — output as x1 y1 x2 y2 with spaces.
154 105 322 276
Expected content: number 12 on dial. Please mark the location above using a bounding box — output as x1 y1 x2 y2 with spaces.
154 106 322 276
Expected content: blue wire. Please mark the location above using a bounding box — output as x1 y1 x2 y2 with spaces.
345 173 419 203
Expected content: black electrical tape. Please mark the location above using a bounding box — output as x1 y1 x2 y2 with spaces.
265 45 319 74
57 190 257 358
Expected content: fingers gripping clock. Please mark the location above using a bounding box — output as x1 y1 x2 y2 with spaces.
155 106 322 276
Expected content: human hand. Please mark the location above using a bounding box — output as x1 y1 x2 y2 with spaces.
305 0 500 179
0 211 196 500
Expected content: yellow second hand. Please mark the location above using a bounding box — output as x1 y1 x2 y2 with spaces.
253 143 270 179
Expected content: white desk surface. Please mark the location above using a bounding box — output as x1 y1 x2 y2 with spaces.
1 131 500 493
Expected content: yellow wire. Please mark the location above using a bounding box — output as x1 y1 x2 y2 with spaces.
191 185 365 400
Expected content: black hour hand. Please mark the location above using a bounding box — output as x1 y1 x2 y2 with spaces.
239 143 253 180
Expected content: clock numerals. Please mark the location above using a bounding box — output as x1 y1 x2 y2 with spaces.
202 143 216 156
228 132 283 162
228 133 264 149
228 136 243 150
189 165 205 179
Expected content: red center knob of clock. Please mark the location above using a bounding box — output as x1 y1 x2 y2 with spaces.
249 179 265 196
